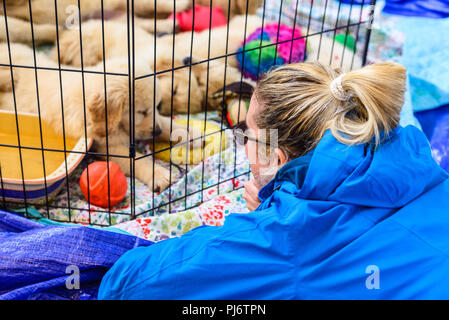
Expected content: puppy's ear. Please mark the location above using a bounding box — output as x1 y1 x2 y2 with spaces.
189 56 208 81
155 54 177 73
88 77 128 137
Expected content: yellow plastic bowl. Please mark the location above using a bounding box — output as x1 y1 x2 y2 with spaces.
0 110 92 203
151 119 227 165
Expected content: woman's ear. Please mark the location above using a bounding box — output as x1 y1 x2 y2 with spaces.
275 148 288 166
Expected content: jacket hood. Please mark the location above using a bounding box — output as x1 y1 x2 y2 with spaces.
267 125 448 208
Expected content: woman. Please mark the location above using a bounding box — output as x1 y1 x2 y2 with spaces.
99 61 449 299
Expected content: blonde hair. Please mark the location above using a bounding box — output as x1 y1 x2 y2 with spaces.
255 61 406 159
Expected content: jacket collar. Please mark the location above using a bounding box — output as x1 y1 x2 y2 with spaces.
258 126 448 208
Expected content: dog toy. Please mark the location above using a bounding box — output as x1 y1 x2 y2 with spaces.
79 161 127 208
334 34 356 52
211 81 254 127
151 119 227 165
169 4 227 32
236 23 306 80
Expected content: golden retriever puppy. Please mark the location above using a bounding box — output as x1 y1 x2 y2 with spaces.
0 43 197 191
0 15 57 44
188 58 246 110
52 20 204 115
53 18 253 114
0 0 190 25
153 14 262 111
0 0 190 44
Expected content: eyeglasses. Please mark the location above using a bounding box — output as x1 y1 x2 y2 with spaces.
232 122 270 146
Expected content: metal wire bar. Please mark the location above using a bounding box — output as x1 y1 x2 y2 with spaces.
182 0 196 211
53 0 73 222
316 0 330 60
216 0 233 196
339 0 356 69
362 0 377 66
200 0 214 204
288 0 301 64
167 0 178 213
273 0 285 64
76 0 92 224
0 144 131 158
256 0 267 81
27 0 51 217
100 0 113 222
233 0 252 191
131 0 137 220
329 0 343 66
1 5 29 218
151 0 158 214
0 63 128 76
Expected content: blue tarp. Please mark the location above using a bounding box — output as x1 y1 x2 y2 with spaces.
383 0 449 19
0 210 152 300
339 0 449 18
416 104 449 173
339 1 449 112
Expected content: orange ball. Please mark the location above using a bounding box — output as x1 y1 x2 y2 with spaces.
79 161 127 208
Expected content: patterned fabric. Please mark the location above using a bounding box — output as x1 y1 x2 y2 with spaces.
113 189 249 242
16 112 251 227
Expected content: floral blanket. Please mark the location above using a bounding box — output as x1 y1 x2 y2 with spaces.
15 112 251 229
113 188 249 242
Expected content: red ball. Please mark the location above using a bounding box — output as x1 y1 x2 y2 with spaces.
79 161 127 208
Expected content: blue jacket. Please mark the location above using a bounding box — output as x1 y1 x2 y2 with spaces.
98 126 449 299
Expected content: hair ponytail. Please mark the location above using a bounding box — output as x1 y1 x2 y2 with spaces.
329 62 406 146
255 61 407 160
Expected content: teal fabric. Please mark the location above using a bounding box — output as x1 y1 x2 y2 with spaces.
396 16 449 111
400 73 422 128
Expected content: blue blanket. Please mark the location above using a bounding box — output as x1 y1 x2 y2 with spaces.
339 0 449 18
0 210 152 300
416 104 449 173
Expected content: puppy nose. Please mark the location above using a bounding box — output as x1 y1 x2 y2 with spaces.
157 102 163 111
153 126 162 137
182 56 192 66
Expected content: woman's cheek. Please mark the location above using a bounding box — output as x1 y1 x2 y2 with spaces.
245 140 259 165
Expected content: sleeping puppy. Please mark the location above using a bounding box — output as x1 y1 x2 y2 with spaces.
0 15 57 45
52 19 251 115
52 19 204 116
0 0 190 44
0 0 190 25
0 43 198 192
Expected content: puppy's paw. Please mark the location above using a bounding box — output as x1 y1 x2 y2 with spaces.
151 165 171 193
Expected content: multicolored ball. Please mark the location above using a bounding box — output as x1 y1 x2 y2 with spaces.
236 23 306 81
